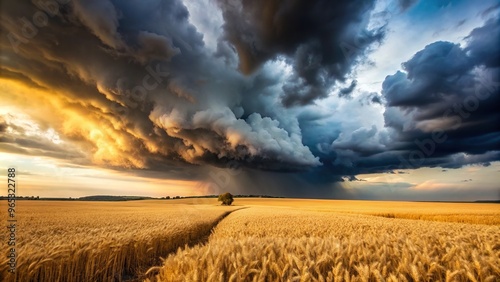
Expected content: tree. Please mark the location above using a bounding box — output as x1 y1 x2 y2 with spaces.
218 192 234 206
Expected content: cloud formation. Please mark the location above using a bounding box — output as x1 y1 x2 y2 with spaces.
216 0 385 107
381 15 500 169
0 0 322 174
0 0 499 197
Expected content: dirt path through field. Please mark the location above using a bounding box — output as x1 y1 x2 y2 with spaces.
129 207 248 282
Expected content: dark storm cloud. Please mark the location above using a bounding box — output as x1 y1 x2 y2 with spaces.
216 0 384 107
331 125 386 157
1 0 382 190
0 0 319 178
465 16 500 68
1 0 499 198
380 15 500 170
311 15 500 177
383 41 473 107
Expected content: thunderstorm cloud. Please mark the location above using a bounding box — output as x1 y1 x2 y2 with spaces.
0 0 499 198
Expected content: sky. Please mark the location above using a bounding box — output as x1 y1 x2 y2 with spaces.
0 0 499 200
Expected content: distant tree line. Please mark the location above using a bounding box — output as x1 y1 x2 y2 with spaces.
0 194 286 201
0 196 40 200
162 194 284 199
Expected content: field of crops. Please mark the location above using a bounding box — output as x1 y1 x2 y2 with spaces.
0 200 238 282
149 200 500 282
1 198 499 282
234 198 500 225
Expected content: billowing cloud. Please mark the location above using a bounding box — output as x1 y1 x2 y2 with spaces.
0 0 319 174
380 15 500 170
72 0 123 49
304 12 500 180
465 16 500 67
216 0 385 107
151 106 320 169
0 0 498 198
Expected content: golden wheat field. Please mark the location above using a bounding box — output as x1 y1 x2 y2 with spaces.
0 199 238 282
1 198 499 282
